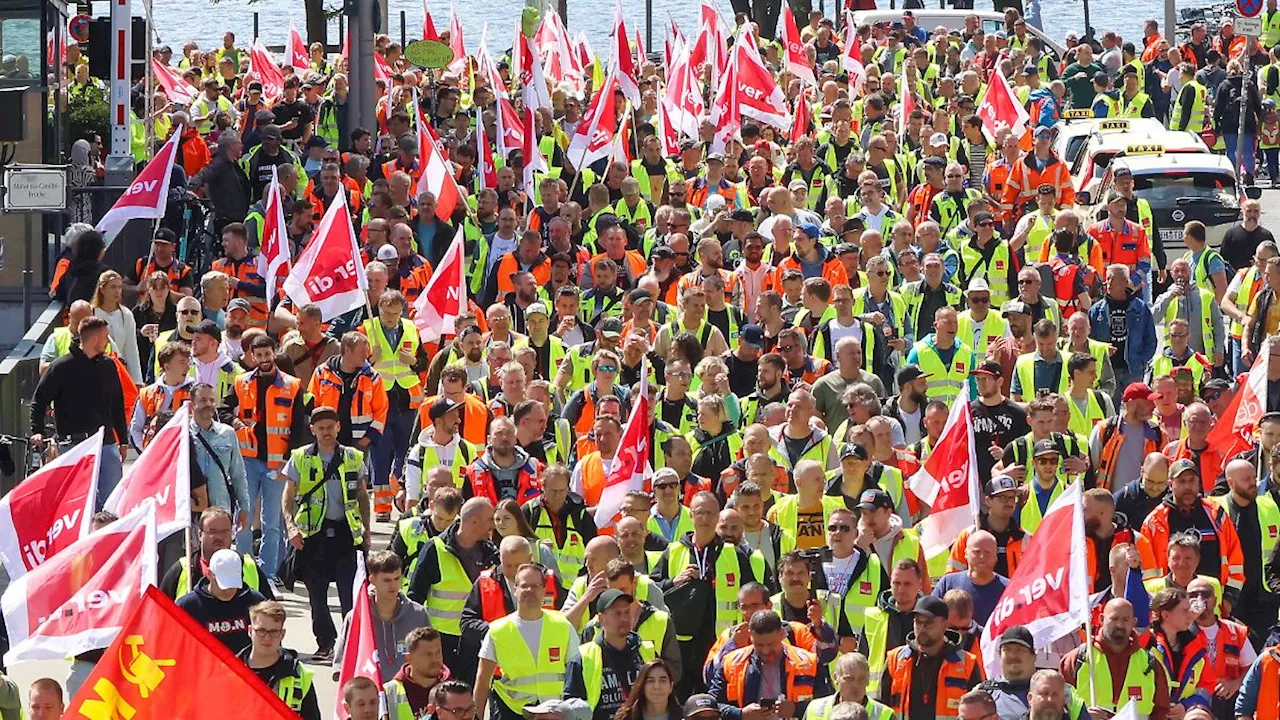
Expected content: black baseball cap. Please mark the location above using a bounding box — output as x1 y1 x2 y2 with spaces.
840 442 869 461
192 319 221 338
729 209 755 223
429 396 465 421
741 324 765 348
1001 625 1035 650
595 589 634 613
651 245 676 260
683 694 719 718
973 359 1003 377
628 288 653 303
912 595 950 618
840 217 865 234
897 364 930 386
1033 438 1060 457
857 489 894 511
986 475 1019 495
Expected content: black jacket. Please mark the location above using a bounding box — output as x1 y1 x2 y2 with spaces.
1215 74 1263 136
234 647 321 720
55 260 108 305
563 632 653 720
192 152 251 225
522 494 599 547
30 344 128 444
653 534 758 645
405 521 498 605
174 577 266 655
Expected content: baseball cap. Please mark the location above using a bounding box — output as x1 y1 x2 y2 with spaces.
1113 166 1133 179
651 245 676 260
1033 438 1060 458
1001 300 1031 317
857 488 895 511
683 695 720 719
1121 382 1161 403
1201 378 1231 398
595 589 634 614
974 210 995 225
922 155 947 169
599 317 624 338
840 442 869 461
1170 458 1199 478
788 179 809 192
429 396 465 421
729 209 755 223
897 364 931 386
928 132 949 147
834 243 858 256
377 244 399 261
1022 63 1037 76
526 302 550 317
310 406 340 424
741 324 765 349
522 700 587 720
840 217 865 235
306 135 329 149
912 595 950 618
986 475 1020 495
209 549 243 590
796 222 822 239
706 152 726 164
628 288 653 303
1001 625 1035 650
227 298 252 314
152 228 177 244
192 319 221 339
973 359 1003 377
1033 125 1055 139
247 80 264 92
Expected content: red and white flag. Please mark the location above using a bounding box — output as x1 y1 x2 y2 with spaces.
907 399 981 576
516 31 552 113
421 0 438 40
536 10 581 89
634 29 646 75
373 49 393 86
711 37 790 149
898 70 915 140
2 505 157 664
248 43 285 100
522 108 548 193
662 46 704 139
496 95 525 161
151 57 198 105
260 166 292 307
840 12 865 93
610 105 634 165
567 72 621 171
612 6 641 103
104 406 191 541
287 25 310 74
415 93 465 222
96 129 181 244
446 7 466 75
1207 351 1270 467
413 227 468 341
283 186 368 320
791 87 812 144
780 5 816 87
0 431 101 581
976 66 1030 143
657 97 681 157
335 560 380 720
979 481 1090 677
594 361 652 528
475 106 498 191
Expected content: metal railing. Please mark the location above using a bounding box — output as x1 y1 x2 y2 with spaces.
0 301 64 492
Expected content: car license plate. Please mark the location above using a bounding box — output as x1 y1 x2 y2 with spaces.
1159 228 1182 245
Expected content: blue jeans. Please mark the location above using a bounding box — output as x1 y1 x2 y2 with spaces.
237 458 283 578
66 441 121 511
372 409 415 492
1225 133 1257 175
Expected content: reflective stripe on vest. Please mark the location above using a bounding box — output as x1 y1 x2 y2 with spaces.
1014 351 1071 399
913 340 974 404
274 665 315 712
489 610 573 711
666 542 745 636
425 535 471 636
363 318 424 407
1162 287 1218 358
289 445 366 541
581 639 656 709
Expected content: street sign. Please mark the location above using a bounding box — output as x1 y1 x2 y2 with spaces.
68 14 91 43
1237 0 1263 18
1 166 67 212
1235 15 1263 34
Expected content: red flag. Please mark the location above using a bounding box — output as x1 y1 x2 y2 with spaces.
475 106 498 191
711 38 790 148
780 5 816 87
1207 352 1270 467
976 67 1031 143
416 93 464 221
567 73 621 171
287 25 309 74
634 29 645 75
335 568 380 720
1 506 156 664
63 586 299 720
283 186 368 320
907 398 981 576
657 97 680 157
613 7 640 103
248 43 285 100
610 106 634 166
260 166 293 306
662 45 704 139
104 406 191 541
898 70 915 141
517 31 552 113
446 7 466 75
413 227 467 342
840 11 865 93
150 57 197 105
95 130 181 243
0 431 101 581
421 0 438 40
979 482 1090 676
496 96 525 160
373 49 393 86
594 361 652 529
790 88 812 144
523 107 548 193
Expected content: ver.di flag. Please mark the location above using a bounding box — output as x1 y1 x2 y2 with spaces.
1207 348 1269 464
2 505 156 664
907 398 980 578
335 557 379 720
95 130 181 245
413 226 467 342
104 406 191 541
287 24 309 74
594 361 652 528
0 430 101 581
282 185 368 320
978 481 1090 677
976 66 1031 143
64 586 299 720
260 165 293 307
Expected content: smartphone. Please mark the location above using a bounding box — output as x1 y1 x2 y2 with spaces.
760 699 776 709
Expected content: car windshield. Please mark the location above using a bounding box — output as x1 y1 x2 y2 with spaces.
1064 136 1089 164
1131 171 1238 206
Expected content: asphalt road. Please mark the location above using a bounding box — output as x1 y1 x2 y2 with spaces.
8 184 1280 715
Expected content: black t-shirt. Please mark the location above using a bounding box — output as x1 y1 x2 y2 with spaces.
1106 296 1132 370
724 352 760 397
660 397 693 429
271 99 314 140
1220 224 1276 275
970 399 1031 479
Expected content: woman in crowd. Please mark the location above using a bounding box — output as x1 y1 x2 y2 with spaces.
92 270 143 384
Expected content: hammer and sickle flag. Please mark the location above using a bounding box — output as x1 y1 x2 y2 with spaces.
67 586 298 720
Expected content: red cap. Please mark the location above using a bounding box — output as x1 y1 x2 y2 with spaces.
1121 382 1162 403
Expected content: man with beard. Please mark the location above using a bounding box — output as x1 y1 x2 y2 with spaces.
856 558 925 697
280 303 339 384
1215 459 1280 639
980 626 1089 720
1083 489 1159 594
950 477 1026 579
1115 452 1171 529
970 361 1031 480
647 245 682 306
1188 574 1254 720
723 325 765 398
883 366 928 446
463 417 542 505
190 320 239 404
453 326 487 385
1062 598 1171 720
876 595 983 720
501 271 539 334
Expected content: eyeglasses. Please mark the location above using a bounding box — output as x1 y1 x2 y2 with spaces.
654 481 679 490
828 524 852 533
872 271 891 277
1203 390 1224 401
1017 278 1037 285
1170 333 1189 339
978 221 995 228
666 371 692 379
1188 590 1215 599
778 345 798 352
597 364 618 373
1033 456 1059 464
438 705 477 719
251 626 284 638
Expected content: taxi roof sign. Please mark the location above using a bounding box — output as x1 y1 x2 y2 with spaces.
1123 143 1164 155
1098 120 1131 131
1063 109 1095 120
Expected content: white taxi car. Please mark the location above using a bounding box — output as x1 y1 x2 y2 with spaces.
1069 132 1209 197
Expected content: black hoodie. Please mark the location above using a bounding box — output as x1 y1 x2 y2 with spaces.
174 577 266 655
235 647 321 720
405 521 499 605
564 632 651 720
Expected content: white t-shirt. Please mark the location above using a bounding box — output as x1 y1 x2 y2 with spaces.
1201 621 1257 668
478 614 581 665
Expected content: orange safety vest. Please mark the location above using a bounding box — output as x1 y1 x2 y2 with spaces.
138 382 192 422
211 255 269 329
1088 218 1151 269
884 644 982 720
305 181 363 220
784 356 833 387
1164 439 1227 494
419 394 490 447
949 525 1025 576
985 159 1016 221
233 371 302 469
1004 154 1075 215
1049 256 1090 319
576 452 611 507
722 644 819 707
307 360 389 442
133 258 192 292
465 458 543 506
392 255 434 308
1095 417 1162 490
477 568 557 621
1142 501 1246 596
588 252 647 284
494 254 552 298
1085 530 1159 587
1207 618 1249 681
773 254 850 290
907 184 939 227
1251 648 1280 720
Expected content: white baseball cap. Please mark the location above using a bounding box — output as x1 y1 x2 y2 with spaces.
209 549 243 591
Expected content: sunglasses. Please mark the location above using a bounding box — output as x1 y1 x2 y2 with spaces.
872 271 891 277
778 344 798 352
597 364 619 373
1017 278 1037 285
970 296 991 304
828 524 852 533
667 371 692 379
654 481 679 490
179 309 202 316
978 221 995 228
